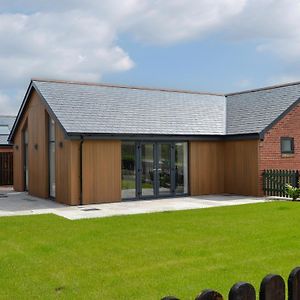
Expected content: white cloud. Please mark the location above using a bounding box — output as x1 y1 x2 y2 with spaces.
125 0 247 44
226 0 300 61
0 11 134 84
2 0 300 114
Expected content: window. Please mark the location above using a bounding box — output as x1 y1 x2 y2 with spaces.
0 125 9 134
281 137 294 154
49 118 56 198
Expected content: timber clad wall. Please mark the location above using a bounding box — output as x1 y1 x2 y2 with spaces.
27 94 48 198
12 90 82 205
13 90 49 198
224 140 259 196
55 126 81 205
13 90 48 194
189 141 224 195
13 128 23 191
82 140 121 204
69 141 81 205
190 140 260 196
12 89 122 205
55 125 69 203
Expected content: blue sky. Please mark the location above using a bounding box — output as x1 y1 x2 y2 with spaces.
1 0 300 114
106 35 283 93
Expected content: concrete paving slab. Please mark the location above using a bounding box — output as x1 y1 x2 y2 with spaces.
0 188 266 220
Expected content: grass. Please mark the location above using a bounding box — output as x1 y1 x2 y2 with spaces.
1 202 300 299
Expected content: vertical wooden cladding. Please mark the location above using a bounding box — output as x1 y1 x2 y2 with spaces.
189 141 225 195
224 140 259 196
189 139 259 196
13 128 23 191
13 90 48 197
55 126 80 205
55 125 69 204
82 140 121 204
27 93 48 198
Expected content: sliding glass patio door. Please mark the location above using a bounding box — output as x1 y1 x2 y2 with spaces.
121 141 188 200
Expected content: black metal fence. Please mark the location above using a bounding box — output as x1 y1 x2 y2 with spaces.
162 266 300 300
0 152 13 185
262 169 299 197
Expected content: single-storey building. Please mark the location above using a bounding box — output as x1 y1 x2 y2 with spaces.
0 115 15 185
8 79 300 205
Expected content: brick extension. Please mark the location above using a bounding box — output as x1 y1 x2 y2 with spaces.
259 103 300 194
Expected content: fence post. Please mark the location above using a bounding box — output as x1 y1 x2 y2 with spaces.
288 267 300 300
296 171 299 188
228 282 256 300
195 289 223 300
259 274 285 300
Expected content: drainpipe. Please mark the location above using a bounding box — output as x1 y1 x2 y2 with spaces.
79 136 84 206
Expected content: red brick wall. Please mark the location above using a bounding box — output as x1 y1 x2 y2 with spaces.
259 103 300 194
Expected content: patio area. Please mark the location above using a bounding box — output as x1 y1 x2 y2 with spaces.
0 187 266 220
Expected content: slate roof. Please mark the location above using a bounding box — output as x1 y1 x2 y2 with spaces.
33 80 226 136
226 83 300 135
0 115 15 145
9 79 300 140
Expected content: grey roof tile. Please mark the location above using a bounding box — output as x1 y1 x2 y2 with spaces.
33 80 226 135
28 80 300 137
0 115 15 145
226 84 300 135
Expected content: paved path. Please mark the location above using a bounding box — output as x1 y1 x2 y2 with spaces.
0 188 266 220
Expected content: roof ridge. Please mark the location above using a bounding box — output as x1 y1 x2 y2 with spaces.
31 78 225 97
226 80 300 96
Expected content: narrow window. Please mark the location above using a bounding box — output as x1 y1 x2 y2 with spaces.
49 118 56 198
23 128 29 191
281 137 294 154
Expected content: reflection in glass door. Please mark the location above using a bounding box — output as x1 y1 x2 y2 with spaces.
157 143 171 196
141 143 155 197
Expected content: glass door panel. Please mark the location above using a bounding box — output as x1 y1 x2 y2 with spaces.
141 143 154 197
158 143 172 196
175 142 188 194
133 141 189 200
121 142 136 199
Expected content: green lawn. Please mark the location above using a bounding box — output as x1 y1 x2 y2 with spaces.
1 202 300 299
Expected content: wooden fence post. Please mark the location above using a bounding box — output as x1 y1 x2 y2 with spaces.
259 274 285 300
288 267 300 300
195 289 223 300
228 282 256 300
